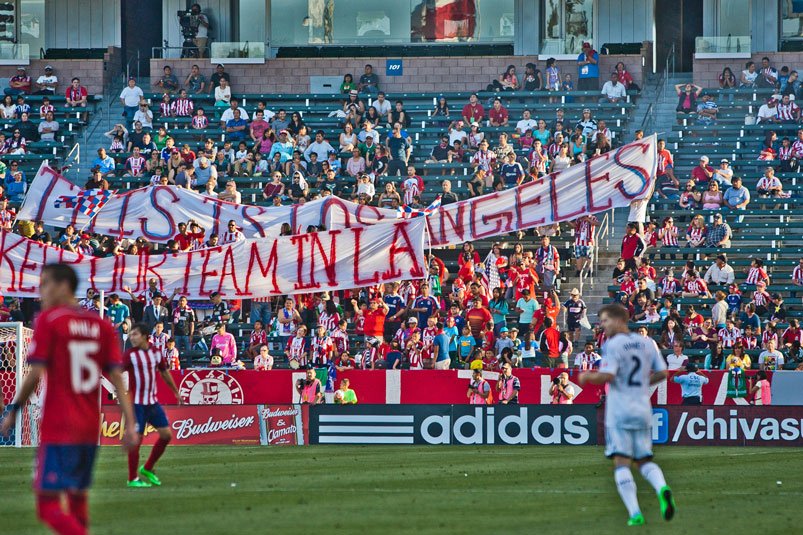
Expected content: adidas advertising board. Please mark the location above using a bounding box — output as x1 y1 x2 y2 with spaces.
309 405 597 446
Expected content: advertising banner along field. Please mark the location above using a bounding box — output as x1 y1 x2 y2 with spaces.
17 136 656 248
0 217 427 298
89 369 770 407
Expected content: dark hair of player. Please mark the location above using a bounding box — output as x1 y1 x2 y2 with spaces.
42 263 78 293
599 303 630 322
130 323 149 336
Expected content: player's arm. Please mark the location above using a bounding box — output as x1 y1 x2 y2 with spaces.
0 363 44 435
578 371 614 385
649 370 668 385
108 367 138 450
159 368 182 404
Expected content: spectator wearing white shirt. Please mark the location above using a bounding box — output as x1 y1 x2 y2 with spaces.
448 120 468 146
218 180 242 204
515 109 538 136
119 77 144 125
758 339 785 370
133 101 153 129
219 99 249 126
756 98 779 124
372 92 392 118
600 72 627 103
34 65 58 95
704 255 735 286
756 166 784 197
666 341 689 370
714 159 733 185
304 130 336 162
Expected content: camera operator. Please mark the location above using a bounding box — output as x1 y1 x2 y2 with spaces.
184 3 209 58
497 363 520 404
296 365 323 404
549 372 575 404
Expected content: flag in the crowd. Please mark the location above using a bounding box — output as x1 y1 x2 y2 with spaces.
54 189 116 218
397 195 442 218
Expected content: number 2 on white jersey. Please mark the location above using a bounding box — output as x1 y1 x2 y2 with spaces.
626 355 642 387
68 341 101 394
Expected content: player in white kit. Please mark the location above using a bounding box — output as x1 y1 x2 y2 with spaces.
579 304 676 527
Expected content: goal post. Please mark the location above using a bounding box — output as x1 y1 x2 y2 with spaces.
0 322 36 447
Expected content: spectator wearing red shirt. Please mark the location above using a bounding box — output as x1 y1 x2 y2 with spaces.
488 98 509 127
363 299 389 340
172 222 196 251
461 93 485 124
65 77 88 108
5 66 31 96
620 223 645 272
541 316 562 368
691 156 715 183
464 298 492 341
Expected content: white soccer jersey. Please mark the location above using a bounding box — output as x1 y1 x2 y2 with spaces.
599 332 666 430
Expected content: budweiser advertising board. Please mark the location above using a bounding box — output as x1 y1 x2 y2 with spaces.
258 405 308 446
100 405 302 446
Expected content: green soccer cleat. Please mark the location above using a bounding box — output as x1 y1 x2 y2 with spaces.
658 486 676 521
139 466 162 486
127 479 152 488
627 513 645 526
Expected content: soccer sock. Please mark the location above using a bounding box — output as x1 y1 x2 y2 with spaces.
128 445 140 481
36 494 86 535
639 462 668 493
144 437 170 472
67 493 88 528
614 466 641 517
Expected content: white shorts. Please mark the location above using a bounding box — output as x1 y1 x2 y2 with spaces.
604 426 653 460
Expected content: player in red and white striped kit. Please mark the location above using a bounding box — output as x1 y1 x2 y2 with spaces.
171 90 194 117
220 220 245 244
285 326 308 367
124 323 180 488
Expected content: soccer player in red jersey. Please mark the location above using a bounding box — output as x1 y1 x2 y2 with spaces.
1 263 137 535
124 322 181 488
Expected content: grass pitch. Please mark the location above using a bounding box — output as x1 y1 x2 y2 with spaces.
1 446 801 534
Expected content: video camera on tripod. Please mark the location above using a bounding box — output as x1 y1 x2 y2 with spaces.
177 10 199 40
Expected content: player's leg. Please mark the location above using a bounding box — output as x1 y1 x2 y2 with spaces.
66 492 88 529
634 428 675 522
34 445 98 534
605 427 644 526
37 493 86 535
139 404 171 486
127 405 151 487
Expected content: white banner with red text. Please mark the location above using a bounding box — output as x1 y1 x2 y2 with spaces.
405 135 657 247
15 163 398 242
0 218 426 298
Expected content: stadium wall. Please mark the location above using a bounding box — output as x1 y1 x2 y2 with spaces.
148 54 645 94
0 46 122 95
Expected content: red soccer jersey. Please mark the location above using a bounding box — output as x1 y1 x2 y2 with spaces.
124 344 167 405
28 306 122 445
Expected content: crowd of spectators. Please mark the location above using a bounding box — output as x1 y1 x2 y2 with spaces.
1 57 801 406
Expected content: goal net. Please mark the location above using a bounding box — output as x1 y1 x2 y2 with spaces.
0 322 37 447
